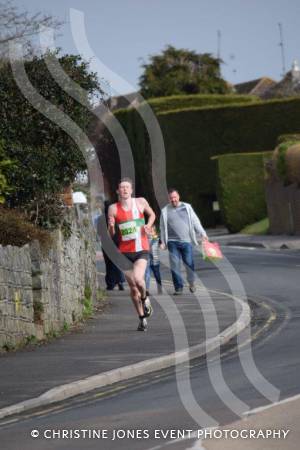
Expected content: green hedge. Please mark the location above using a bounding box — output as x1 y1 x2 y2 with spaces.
141 94 259 114
277 133 300 144
213 152 273 232
113 97 300 226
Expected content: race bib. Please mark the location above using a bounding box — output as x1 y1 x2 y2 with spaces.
119 220 138 241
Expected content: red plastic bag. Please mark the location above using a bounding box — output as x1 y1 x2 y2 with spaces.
202 240 223 262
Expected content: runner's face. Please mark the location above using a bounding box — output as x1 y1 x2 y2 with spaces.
169 191 180 207
118 182 133 200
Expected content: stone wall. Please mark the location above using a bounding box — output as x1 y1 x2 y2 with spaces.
0 213 98 350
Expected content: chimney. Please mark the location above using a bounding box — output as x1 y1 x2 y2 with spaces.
291 59 300 81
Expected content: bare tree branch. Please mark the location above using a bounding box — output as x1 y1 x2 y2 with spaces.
0 1 63 57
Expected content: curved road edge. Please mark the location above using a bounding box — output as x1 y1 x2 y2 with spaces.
0 289 251 421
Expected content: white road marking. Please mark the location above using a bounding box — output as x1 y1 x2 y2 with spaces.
243 391 300 417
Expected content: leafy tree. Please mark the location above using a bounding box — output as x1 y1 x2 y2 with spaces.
139 45 231 98
0 50 103 226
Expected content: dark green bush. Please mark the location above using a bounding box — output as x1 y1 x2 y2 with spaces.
0 51 102 226
275 141 295 182
214 152 273 232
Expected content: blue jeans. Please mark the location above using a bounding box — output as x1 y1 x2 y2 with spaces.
145 254 162 290
103 250 125 289
167 241 195 290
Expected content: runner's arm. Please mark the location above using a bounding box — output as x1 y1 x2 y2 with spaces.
139 198 156 233
107 204 116 237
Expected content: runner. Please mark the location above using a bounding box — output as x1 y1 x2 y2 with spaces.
107 178 156 331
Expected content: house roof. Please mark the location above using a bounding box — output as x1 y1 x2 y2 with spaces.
234 77 277 97
262 69 300 99
108 92 140 111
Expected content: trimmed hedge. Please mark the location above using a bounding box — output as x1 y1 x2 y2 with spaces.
277 133 300 144
214 152 273 232
113 97 300 226
141 94 259 114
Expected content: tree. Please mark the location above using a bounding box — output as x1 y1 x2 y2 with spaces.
0 1 62 58
139 45 231 98
0 50 103 227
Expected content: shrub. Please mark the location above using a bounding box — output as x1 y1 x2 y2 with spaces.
274 141 295 182
214 152 273 232
273 138 300 184
0 206 51 248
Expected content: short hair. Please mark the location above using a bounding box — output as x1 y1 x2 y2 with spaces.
168 187 179 195
118 177 133 188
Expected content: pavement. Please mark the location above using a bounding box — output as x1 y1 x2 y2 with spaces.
199 394 300 450
207 228 300 250
0 255 250 420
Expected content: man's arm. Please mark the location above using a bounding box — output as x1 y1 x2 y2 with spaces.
190 207 208 239
107 204 116 237
138 198 156 233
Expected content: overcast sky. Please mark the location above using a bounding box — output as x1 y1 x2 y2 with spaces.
16 0 300 95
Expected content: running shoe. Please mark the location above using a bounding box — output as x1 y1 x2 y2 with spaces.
189 285 196 293
137 317 147 331
143 296 153 318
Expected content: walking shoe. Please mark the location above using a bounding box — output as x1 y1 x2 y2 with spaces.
173 288 183 295
142 296 153 318
137 317 147 331
118 283 125 291
189 285 196 293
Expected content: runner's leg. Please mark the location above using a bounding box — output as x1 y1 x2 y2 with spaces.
133 257 153 318
124 270 144 316
133 257 148 299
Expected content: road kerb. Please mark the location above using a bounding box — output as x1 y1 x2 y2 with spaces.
0 290 250 420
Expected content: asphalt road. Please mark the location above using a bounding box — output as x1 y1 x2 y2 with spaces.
0 247 299 450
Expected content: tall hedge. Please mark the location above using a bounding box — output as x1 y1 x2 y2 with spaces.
139 94 259 115
112 97 300 226
213 152 273 232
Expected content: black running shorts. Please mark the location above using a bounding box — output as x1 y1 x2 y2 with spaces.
122 250 149 264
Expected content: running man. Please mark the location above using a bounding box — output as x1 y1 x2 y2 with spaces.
108 178 156 331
